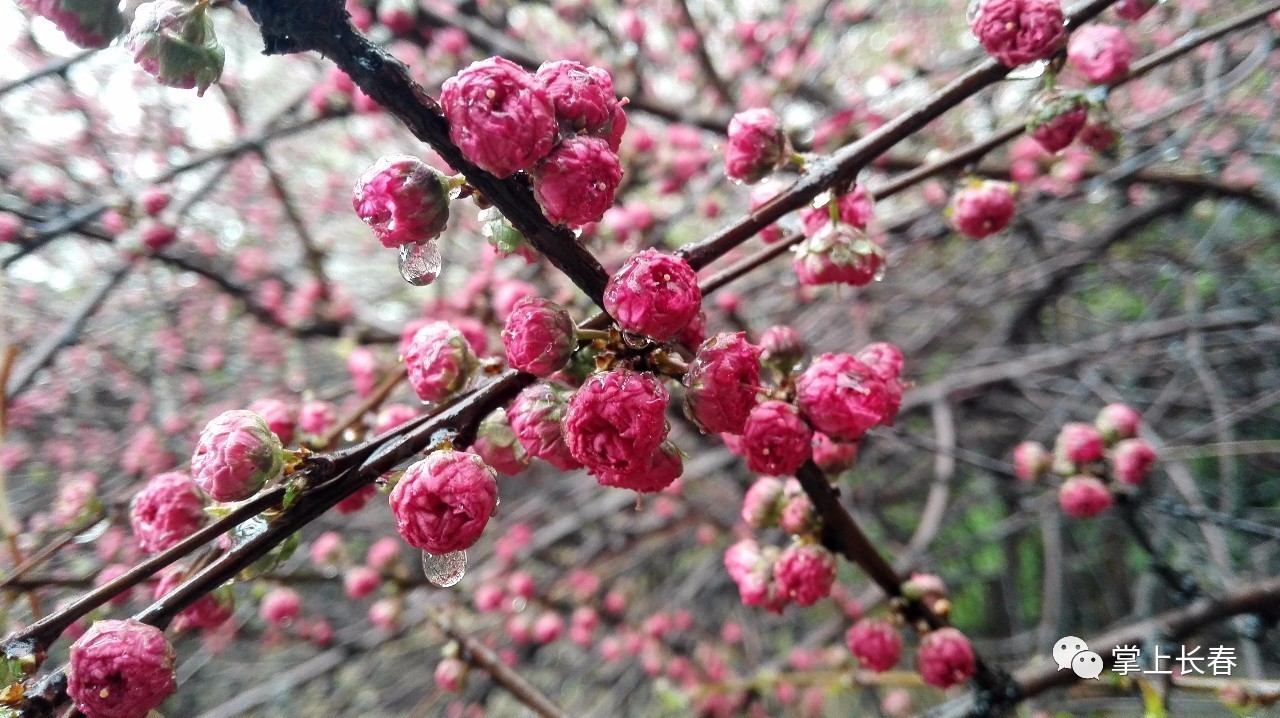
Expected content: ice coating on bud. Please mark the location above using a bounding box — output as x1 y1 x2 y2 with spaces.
1096 403 1141 443
812 433 859 475
846 618 902 672
403 321 479 403
725 108 788 184
67 619 176 718
471 407 531 476
949 180 1016 239
969 0 1066 68
741 476 786 528
603 249 702 341
389 450 498 554
682 332 762 435
440 57 558 178
774 542 837 607
1028 93 1089 154
792 223 885 287
801 185 874 236
916 627 977 689
1012 441 1051 481
18 0 124 49
795 353 891 442
532 136 623 227
190 410 285 502
129 470 207 553
1055 422 1105 465
352 154 451 247
501 296 577 377
1067 24 1134 85
595 440 683 493
1058 475 1113 518
127 0 225 96
536 60 622 140
1110 438 1156 485
742 400 813 476
759 325 805 374
563 369 670 477
508 381 582 471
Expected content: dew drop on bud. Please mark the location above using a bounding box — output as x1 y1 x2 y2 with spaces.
422 549 467 587
398 240 442 286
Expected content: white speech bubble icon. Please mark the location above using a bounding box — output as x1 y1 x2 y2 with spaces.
1053 636 1088 671
1071 650 1103 679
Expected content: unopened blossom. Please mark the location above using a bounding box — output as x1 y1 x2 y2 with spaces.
309 531 344 565
129 471 206 554
347 347 378 397
1058 475 1113 518
800 185 874 236
403 321 479 403
54 471 99 527
742 400 813 476
741 476 786 528
247 398 297 444
792 223 885 286
1068 24 1135 85
812 433 859 475
724 539 785 612
373 403 421 435
508 381 582 471
536 60 622 140
603 249 702 341
1078 114 1120 152
532 137 623 227
970 0 1066 68
779 478 818 535
916 627 977 689
795 353 891 441
846 619 902 672
344 566 381 600
440 57 558 178
335 484 377 515
138 187 170 217
259 587 301 626
19 0 124 49
366 537 401 571
563 370 669 476
1114 0 1155 20
949 180 1016 239
127 0 224 95
154 570 233 632
1110 438 1156 485
1012 441 1051 481
1055 422 1105 465
725 108 788 184
595 441 684 493
774 542 837 607
352 154 451 247
471 407 531 476
67 619 176 718
532 611 565 644
501 296 577 377
1028 93 1089 153
435 657 468 693
759 325 805 374
389 450 498 554
190 410 285 502
682 332 763 435
297 400 338 436
138 221 177 253
1096 403 1141 443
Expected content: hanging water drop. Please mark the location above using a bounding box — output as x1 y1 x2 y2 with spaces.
398 240 442 286
1006 61 1047 81
422 549 467 587
873 262 888 282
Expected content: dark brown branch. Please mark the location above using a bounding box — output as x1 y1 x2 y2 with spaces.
0 50 95 98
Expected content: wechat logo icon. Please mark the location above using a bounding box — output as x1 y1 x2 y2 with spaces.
1053 636 1103 679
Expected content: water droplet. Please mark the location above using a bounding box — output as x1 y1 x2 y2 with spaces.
73 517 111 544
422 549 467 587
1161 145 1180 162
873 263 887 282
398 241 441 286
1005 61 1047 81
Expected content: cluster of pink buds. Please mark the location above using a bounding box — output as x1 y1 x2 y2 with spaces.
1013 403 1156 518
440 57 626 227
724 537 837 612
562 369 681 493
17 0 124 49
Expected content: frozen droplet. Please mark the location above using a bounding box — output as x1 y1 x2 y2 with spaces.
422 549 467 587
398 240 441 286
1005 61 1047 81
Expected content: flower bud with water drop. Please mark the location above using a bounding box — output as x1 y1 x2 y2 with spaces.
501 296 577 378
792 223 885 287
389 450 498 555
67 619 176 718
725 108 788 184
190 410 287 502
352 154 452 248
403 321 479 403
127 0 225 96
603 249 702 342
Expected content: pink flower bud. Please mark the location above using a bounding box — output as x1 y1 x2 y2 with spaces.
801 185 874 236
563 370 670 477
389 450 498 554
1068 24 1135 85
18 0 124 49
0 213 20 243
970 0 1066 68
54 471 100 527
352 154 451 247
536 60 621 139
507 570 536 599
373 403 421 435
1110 439 1156 485
742 400 813 476
916 627 976 689
347 347 378 397
683 332 763 435
138 187 171 217
1028 94 1089 154
724 539 785 612
1055 422 1105 465
846 618 902 672
949 180 1016 239
127 0 224 95
774 542 837 606
812 433 859 475
595 441 684 493
1096 403 1141 443
259 587 302 626
779 478 818 535
344 566 382 599
68 619 175 718
1012 440 1051 481
434 657 468 692
1058 475 1113 518
471 407 531 476
154 570 233 632
247 398 297 445
501 296 577 377
366 536 401 571
725 108 788 184
795 353 891 442
532 136 623 227
298 400 338 436
532 611 565 643
403 321 479 403
190 410 285 502
440 57 558 178
335 484 377 515
1114 0 1155 20
309 531 344 565
369 598 401 631
792 223 885 286
603 249 702 341
473 582 505 612
139 221 177 252
741 476 786 528
129 470 207 554
759 325 806 374
509 381 582 471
